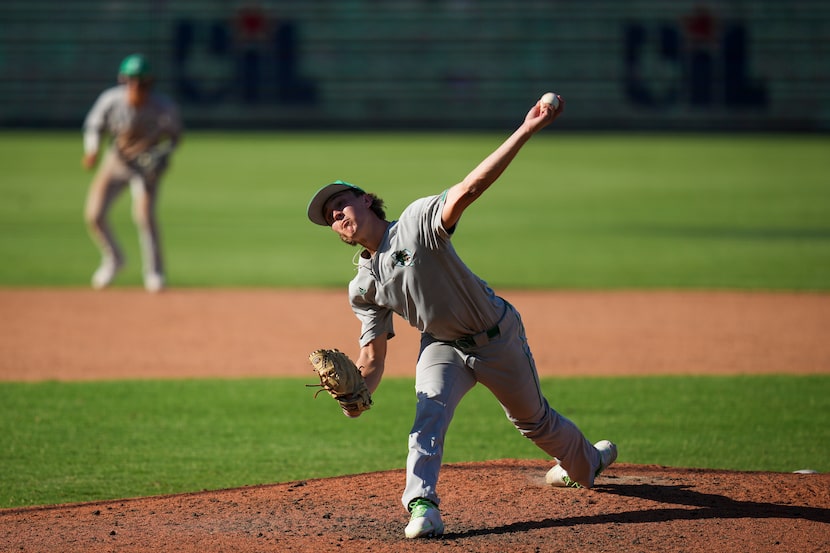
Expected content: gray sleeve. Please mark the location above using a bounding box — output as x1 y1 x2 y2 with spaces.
82 88 115 154
404 192 452 249
349 277 395 347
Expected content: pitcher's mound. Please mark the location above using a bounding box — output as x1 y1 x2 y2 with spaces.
3 460 827 553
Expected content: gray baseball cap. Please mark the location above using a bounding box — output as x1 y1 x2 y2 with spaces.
307 180 365 226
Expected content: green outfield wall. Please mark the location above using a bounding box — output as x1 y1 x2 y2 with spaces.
1 0 827 131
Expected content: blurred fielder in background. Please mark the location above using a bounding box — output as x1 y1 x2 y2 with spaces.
81 53 182 293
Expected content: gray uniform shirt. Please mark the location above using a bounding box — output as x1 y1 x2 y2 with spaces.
83 85 182 162
350 192 505 346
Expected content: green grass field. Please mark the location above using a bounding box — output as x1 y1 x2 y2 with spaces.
1 131 828 289
1 376 827 509
1 131 828 509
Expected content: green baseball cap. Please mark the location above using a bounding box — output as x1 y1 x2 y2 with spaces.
119 54 151 79
307 180 366 226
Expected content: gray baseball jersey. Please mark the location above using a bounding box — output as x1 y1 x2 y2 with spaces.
349 191 505 345
83 84 182 164
347 190 602 510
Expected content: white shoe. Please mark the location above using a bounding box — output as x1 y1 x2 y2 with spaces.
404 498 444 539
144 272 165 293
545 462 581 488
595 439 618 476
91 259 123 290
546 440 618 488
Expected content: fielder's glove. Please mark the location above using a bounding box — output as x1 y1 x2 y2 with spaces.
307 349 372 418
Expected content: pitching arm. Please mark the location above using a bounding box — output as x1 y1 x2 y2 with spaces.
441 96 564 230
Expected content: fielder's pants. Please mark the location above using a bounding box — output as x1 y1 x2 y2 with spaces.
84 149 164 280
402 302 601 510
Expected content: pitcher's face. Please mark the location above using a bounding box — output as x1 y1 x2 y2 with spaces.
324 192 371 245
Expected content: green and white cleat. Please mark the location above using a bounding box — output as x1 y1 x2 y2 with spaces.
404 498 444 539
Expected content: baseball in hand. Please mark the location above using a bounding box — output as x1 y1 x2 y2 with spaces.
540 92 560 110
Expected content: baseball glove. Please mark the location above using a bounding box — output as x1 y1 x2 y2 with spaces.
117 139 175 179
307 348 372 418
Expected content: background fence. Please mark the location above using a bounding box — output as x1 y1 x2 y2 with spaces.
1 0 828 130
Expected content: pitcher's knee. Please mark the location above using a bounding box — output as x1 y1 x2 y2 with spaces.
511 408 556 442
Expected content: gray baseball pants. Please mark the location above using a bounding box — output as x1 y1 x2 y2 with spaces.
402 301 601 510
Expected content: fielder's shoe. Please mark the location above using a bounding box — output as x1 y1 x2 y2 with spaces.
144 272 165 293
546 440 618 488
404 498 444 539
91 259 123 290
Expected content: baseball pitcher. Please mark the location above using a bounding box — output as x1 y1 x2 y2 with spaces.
306 94 617 539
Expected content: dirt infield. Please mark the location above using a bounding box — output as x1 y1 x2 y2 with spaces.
1 289 829 552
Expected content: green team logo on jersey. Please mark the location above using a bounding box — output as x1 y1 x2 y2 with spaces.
392 249 414 267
